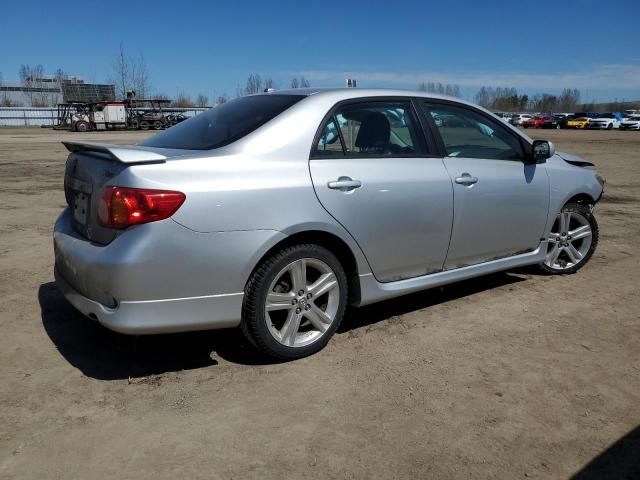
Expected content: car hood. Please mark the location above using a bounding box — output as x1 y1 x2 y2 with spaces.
556 151 594 167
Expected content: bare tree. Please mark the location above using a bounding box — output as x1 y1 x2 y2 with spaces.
132 52 150 99
172 92 195 108
290 76 310 89
1 72 21 106
112 43 130 99
19 65 35 106
111 43 151 100
244 74 263 95
52 68 67 105
216 93 229 104
195 93 209 107
418 81 461 98
19 64 47 106
264 78 275 90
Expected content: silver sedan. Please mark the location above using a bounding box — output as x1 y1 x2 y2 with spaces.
53 89 604 359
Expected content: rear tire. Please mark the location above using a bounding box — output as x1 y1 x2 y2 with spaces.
139 121 150 130
241 244 348 360
539 202 598 275
75 121 89 132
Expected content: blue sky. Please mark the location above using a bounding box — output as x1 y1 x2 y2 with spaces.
1 0 639 102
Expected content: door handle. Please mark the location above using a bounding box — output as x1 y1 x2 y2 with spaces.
327 176 362 191
454 173 478 186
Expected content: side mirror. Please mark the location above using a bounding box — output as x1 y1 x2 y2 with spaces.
529 140 555 163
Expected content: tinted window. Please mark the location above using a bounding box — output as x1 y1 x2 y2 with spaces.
425 103 523 160
141 94 304 150
315 102 424 156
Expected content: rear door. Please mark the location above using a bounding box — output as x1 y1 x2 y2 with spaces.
421 100 550 269
309 99 453 282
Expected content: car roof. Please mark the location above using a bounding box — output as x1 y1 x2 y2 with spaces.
262 87 480 108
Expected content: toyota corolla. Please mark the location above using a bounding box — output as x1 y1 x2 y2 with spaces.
54 89 604 359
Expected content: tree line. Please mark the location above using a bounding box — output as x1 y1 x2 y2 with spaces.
2 47 636 113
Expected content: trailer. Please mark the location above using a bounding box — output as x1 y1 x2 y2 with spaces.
55 96 190 132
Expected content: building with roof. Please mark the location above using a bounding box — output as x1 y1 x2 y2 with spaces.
0 75 115 106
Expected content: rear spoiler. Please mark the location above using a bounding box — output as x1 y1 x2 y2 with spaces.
62 141 167 164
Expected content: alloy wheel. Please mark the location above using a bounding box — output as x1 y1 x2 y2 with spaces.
264 258 340 347
544 210 593 270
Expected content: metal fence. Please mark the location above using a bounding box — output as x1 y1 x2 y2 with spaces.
0 107 209 127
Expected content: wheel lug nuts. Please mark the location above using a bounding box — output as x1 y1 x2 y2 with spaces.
291 299 297 305
295 308 301 314
305 304 311 310
306 293 312 299
298 290 304 296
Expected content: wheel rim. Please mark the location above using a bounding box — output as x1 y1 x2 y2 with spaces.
264 258 340 348
544 210 593 270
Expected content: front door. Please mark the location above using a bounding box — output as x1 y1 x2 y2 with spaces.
422 101 550 269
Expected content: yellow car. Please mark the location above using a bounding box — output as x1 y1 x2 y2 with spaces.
566 117 590 129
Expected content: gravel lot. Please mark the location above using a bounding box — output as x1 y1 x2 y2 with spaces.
0 127 639 479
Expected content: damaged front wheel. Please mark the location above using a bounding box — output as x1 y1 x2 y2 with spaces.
539 202 599 274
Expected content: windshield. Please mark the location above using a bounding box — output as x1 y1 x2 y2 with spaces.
141 94 305 150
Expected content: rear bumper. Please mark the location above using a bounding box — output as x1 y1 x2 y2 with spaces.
55 267 243 334
53 208 286 334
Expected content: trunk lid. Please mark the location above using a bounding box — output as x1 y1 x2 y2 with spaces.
62 141 174 244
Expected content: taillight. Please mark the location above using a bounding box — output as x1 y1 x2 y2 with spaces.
98 186 185 229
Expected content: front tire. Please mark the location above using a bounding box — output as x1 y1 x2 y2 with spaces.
242 244 348 360
539 202 598 274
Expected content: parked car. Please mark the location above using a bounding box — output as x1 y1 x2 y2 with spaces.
510 113 534 126
565 117 591 129
522 116 546 128
619 115 640 130
587 113 621 130
54 89 604 359
493 112 512 124
542 115 566 129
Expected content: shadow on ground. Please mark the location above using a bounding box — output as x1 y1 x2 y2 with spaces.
39 271 526 380
571 426 640 479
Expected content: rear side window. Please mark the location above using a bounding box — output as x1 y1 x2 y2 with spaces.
313 101 426 157
314 118 344 156
141 94 305 150
424 102 523 161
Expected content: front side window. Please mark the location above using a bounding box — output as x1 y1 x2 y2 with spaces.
141 94 305 150
313 101 424 157
424 103 523 161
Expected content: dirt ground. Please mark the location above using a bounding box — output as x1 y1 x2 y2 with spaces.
0 127 639 479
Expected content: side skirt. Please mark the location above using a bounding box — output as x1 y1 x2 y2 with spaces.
357 243 546 306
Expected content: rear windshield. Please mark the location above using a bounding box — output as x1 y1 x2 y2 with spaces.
141 94 305 150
